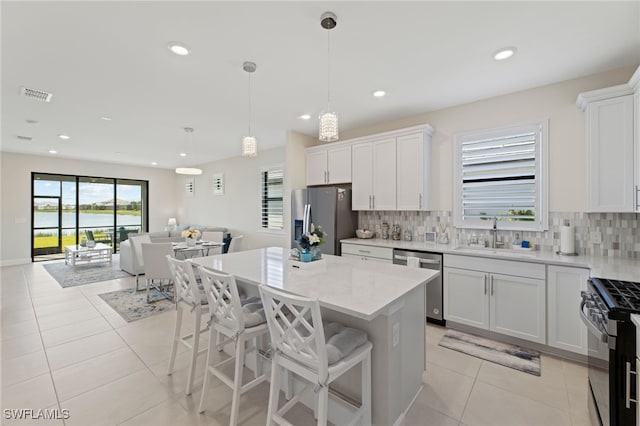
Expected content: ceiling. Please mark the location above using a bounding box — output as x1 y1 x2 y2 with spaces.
2 1 639 170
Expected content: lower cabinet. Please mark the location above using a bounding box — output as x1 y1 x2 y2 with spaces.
341 243 393 264
444 255 546 344
547 265 589 354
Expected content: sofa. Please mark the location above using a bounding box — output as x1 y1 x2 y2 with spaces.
119 226 228 276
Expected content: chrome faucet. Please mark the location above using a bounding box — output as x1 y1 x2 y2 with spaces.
491 217 504 248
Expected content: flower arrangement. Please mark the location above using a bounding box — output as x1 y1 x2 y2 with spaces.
181 229 201 239
297 224 326 252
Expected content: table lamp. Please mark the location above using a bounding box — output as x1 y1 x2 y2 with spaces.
167 218 177 230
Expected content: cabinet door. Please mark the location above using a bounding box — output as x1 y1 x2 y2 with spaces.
547 265 589 354
587 95 635 212
327 145 351 184
306 149 328 186
490 273 546 344
444 267 489 329
372 138 397 210
396 132 427 210
352 142 373 210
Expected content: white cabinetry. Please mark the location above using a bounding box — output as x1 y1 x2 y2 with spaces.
306 144 351 186
547 265 589 354
444 254 546 344
396 132 430 210
351 125 433 211
341 243 393 263
577 66 639 212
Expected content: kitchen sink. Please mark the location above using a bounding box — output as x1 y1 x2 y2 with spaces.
452 246 537 257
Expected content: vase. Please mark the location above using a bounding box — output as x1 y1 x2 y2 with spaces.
186 238 196 247
310 246 322 260
300 251 313 262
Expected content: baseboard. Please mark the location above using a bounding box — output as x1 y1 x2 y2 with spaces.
0 258 31 267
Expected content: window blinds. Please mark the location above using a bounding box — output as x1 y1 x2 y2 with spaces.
261 168 284 230
461 131 537 222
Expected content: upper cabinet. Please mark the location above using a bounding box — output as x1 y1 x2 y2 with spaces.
351 124 434 211
577 66 640 212
306 143 352 186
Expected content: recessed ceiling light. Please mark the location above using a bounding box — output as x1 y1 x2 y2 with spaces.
298 114 311 120
494 47 516 61
151 162 158 166
373 90 386 98
179 152 187 157
48 149 57 154
58 134 70 140
168 42 190 56
100 116 113 121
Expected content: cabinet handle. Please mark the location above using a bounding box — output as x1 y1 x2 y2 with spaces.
327 170 330 183
419 193 422 209
358 249 371 254
626 361 637 408
368 195 372 209
484 275 487 295
636 186 639 210
490 275 494 296
372 195 375 209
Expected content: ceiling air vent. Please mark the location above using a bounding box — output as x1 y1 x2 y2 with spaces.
16 135 33 141
20 86 53 102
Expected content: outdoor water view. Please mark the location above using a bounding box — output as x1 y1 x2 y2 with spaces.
32 174 147 257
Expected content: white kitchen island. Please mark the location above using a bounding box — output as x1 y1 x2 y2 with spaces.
191 247 439 426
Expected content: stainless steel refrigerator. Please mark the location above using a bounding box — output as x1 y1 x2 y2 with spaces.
291 187 357 256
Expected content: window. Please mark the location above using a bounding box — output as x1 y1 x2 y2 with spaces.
453 120 548 231
261 167 284 230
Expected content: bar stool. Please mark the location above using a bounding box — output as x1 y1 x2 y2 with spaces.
259 285 372 426
197 266 269 426
166 256 209 395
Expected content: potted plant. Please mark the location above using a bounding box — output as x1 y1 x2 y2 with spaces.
297 224 326 262
181 229 201 247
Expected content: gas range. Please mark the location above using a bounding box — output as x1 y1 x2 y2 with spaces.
583 277 640 426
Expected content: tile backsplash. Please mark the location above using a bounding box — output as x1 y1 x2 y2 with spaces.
358 211 640 258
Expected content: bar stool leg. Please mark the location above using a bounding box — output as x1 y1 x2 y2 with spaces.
266 354 281 426
185 305 201 395
230 336 246 426
317 386 329 426
198 327 217 413
167 304 184 375
362 354 372 425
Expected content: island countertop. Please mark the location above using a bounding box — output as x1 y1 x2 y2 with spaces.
191 246 438 321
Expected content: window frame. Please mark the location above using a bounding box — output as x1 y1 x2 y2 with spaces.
260 165 284 232
452 119 549 232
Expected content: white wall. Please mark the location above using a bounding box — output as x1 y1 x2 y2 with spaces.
285 131 317 246
175 147 287 250
0 152 178 265
337 65 637 212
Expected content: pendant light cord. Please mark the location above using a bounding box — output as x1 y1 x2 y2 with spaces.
248 71 252 135
327 29 331 111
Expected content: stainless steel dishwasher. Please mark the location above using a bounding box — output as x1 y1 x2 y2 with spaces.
393 249 444 325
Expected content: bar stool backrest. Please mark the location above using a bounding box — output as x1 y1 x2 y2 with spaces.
198 266 244 333
166 256 201 307
259 285 328 380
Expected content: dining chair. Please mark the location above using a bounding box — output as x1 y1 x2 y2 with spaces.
197 266 269 426
141 243 174 303
129 234 152 291
259 285 372 426
166 255 209 395
227 235 244 253
201 231 223 255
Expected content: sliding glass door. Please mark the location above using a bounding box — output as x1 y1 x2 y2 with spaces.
32 173 148 261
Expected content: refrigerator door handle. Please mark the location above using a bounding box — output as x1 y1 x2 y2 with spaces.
303 204 311 234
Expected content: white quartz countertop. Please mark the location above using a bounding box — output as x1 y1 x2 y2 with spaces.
341 238 640 282
191 247 438 321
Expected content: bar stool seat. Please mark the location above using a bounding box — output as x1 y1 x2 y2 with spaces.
259 285 372 426
197 266 270 426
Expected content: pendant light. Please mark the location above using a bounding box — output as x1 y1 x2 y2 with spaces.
175 127 202 175
242 61 258 157
319 11 338 142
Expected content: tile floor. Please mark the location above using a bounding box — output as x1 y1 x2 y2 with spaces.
1 261 591 426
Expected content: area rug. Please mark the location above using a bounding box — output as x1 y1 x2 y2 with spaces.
43 256 131 288
438 329 541 376
98 288 174 322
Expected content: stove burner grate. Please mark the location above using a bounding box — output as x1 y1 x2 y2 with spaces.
593 278 640 312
